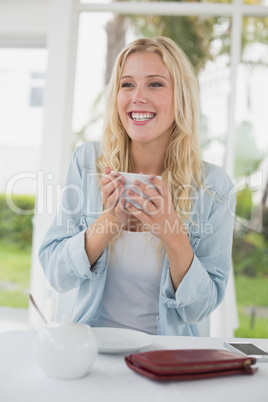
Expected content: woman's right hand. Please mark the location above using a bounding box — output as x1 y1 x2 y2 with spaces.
100 167 128 226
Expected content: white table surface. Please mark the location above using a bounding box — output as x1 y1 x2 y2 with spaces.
1 330 267 402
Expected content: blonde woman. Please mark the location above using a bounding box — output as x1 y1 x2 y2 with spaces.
39 37 236 336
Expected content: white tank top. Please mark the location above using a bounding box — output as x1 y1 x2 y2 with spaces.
94 230 165 335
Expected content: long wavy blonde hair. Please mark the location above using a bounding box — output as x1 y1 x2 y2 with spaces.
96 36 203 221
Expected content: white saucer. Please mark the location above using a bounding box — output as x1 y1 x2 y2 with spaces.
92 327 154 354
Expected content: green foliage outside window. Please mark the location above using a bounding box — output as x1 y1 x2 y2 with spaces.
0 194 35 249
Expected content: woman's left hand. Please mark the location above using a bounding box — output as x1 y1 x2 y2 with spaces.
125 175 180 243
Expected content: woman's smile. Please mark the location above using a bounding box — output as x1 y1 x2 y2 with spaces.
128 111 156 125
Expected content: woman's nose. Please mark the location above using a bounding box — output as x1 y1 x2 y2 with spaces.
132 86 147 104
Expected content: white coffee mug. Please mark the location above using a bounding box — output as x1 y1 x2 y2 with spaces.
118 172 161 209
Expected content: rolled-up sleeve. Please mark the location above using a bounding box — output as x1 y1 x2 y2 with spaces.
38 145 106 292
161 176 236 324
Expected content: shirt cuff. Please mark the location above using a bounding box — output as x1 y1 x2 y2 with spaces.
161 254 208 308
175 254 208 306
64 228 107 280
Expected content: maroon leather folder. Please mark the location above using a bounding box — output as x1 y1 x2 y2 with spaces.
125 349 258 381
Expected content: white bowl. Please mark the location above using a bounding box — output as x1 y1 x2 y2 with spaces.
34 320 98 380
119 172 161 209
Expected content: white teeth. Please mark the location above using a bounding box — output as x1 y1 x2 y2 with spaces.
131 113 155 121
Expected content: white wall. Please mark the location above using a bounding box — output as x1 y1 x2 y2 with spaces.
0 47 47 193
0 0 48 46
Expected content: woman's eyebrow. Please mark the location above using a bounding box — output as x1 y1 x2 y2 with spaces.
147 74 168 81
120 74 168 81
120 75 132 80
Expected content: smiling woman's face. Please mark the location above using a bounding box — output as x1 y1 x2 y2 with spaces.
117 51 175 147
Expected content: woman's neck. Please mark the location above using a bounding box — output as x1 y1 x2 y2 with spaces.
130 142 167 176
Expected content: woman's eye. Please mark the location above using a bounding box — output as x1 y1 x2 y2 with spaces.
121 82 133 88
150 82 163 87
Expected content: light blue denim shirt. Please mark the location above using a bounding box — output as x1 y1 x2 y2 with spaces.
38 141 236 336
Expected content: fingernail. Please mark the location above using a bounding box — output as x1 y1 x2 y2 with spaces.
134 180 140 186
128 189 134 195
150 175 155 181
